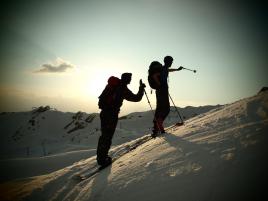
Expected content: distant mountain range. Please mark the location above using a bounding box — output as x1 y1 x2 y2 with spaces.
0 105 221 159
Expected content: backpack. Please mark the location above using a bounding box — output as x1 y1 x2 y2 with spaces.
98 76 121 109
148 61 162 89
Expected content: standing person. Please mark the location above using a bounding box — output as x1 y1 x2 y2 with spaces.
97 73 146 167
152 56 183 137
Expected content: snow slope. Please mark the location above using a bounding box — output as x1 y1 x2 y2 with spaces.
0 105 218 182
1 91 267 201
0 105 219 159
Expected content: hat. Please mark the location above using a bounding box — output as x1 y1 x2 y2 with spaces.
121 73 132 84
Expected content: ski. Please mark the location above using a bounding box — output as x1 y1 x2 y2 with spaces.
74 123 182 181
74 134 152 181
73 163 99 181
166 122 184 131
151 122 184 138
76 165 100 180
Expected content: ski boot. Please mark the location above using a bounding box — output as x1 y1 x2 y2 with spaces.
97 156 112 168
151 129 161 138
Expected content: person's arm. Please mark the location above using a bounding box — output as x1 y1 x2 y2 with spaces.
168 66 183 72
124 80 145 102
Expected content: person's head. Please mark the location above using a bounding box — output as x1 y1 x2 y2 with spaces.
121 73 132 85
164 56 173 67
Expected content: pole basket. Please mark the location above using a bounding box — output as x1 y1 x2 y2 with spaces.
175 122 184 127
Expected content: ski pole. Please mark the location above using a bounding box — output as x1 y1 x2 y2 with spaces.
182 67 197 73
143 89 162 133
168 93 184 124
140 79 153 112
144 89 153 112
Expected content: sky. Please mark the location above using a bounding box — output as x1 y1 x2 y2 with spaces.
0 0 267 115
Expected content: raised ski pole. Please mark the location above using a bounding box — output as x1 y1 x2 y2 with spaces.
182 67 197 73
168 93 184 126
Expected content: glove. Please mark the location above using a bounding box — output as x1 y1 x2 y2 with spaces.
139 79 146 88
178 66 184 71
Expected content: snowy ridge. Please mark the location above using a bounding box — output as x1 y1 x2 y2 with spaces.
1 92 268 201
0 105 219 159
0 104 219 182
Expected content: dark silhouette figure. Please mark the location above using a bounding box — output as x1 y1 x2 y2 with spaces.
97 73 145 166
152 56 183 137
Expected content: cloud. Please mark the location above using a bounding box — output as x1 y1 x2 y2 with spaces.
34 58 75 73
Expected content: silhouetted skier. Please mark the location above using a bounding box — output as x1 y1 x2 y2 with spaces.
97 73 146 167
152 56 183 137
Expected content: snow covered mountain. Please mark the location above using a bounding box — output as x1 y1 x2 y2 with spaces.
0 91 267 201
0 105 219 159
0 104 219 182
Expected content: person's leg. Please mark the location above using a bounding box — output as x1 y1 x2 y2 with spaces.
153 89 162 134
97 111 118 165
161 89 170 131
157 88 170 133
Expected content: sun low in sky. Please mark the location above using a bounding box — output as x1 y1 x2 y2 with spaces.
0 0 267 115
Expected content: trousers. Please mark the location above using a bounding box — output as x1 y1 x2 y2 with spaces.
153 87 170 131
97 110 118 162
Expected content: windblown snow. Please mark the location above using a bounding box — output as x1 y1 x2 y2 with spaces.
0 91 267 201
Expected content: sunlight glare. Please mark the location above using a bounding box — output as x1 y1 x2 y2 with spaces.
86 67 121 98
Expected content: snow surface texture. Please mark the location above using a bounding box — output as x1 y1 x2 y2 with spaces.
0 104 218 182
0 92 267 201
